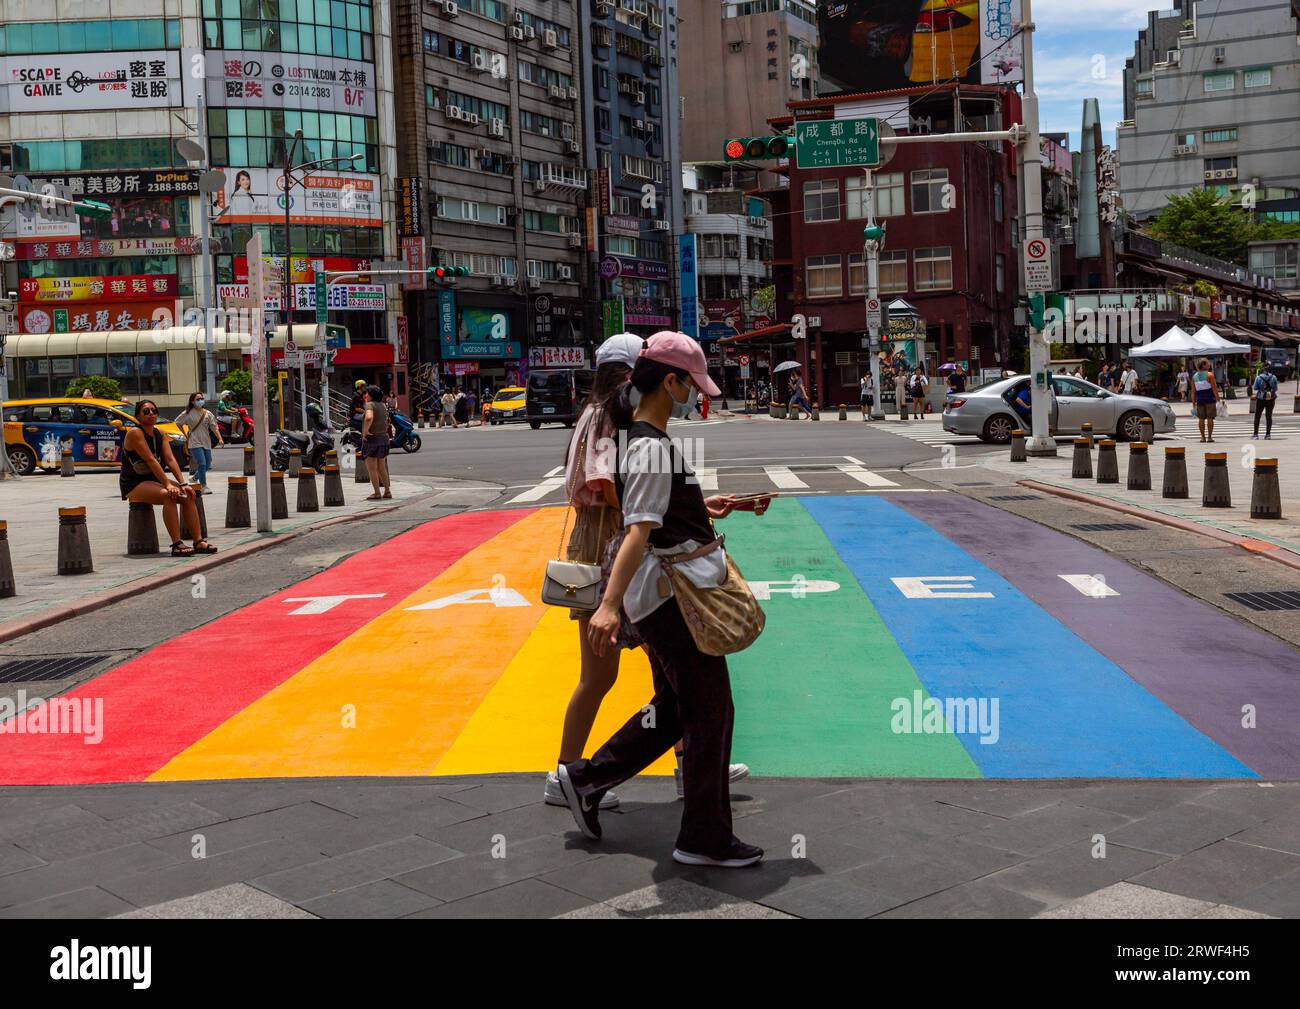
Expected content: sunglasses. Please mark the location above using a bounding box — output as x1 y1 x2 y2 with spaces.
140 408 158 416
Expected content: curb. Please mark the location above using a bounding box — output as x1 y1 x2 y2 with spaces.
0 502 403 645
1017 479 1300 573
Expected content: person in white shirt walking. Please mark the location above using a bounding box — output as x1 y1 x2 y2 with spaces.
859 372 875 419
1120 362 1139 395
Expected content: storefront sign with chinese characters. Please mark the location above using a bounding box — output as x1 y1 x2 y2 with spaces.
19 275 177 303
0 52 180 112
214 168 382 227
528 346 588 368
20 301 177 334
397 177 423 238
14 236 200 259
207 50 377 116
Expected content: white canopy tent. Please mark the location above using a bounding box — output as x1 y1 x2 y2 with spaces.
1129 324 1250 358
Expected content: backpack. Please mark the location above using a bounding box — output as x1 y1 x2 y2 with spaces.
1257 374 1277 401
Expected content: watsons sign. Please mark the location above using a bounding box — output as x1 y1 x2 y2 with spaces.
0 52 181 112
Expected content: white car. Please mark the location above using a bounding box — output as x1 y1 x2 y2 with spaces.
943 374 1178 443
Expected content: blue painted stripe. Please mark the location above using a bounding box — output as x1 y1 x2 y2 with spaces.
802 496 1256 778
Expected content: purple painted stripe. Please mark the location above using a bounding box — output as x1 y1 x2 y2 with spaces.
895 494 1300 778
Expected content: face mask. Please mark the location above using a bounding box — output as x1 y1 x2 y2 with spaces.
670 378 694 420
195 398 205 407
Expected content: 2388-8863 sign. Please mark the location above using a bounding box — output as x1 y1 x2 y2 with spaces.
794 118 879 169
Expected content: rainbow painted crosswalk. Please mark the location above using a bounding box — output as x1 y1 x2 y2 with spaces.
2 496 1297 785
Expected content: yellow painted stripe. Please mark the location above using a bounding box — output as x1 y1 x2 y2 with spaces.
149 508 564 781
434 604 674 776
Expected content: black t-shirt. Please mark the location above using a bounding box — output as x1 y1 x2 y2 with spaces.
615 420 714 550
950 373 966 392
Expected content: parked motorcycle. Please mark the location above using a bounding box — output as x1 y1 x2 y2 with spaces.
270 406 334 471
340 409 422 454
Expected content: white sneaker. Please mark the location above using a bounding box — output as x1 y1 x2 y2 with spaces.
674 763 750 798
545 771 618 810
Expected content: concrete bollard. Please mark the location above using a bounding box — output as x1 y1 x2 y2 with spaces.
0 521 15 598
296 468 320 512
57 506 93 575
1126 442 1152 491
354 454 370 483
1250 459 1282 519
1138 416 1155 445
126 502 160 556
1202 452 1231 508
838 404 847 421
324 449 338 469
322 465 345 507
60 449 75 477
770 402 785 419
270 471 289 520
288 448 302 477
1071 438 1092 479
811 403 820 421
180 490 209 541
1009 429 1027 462
1096 440 1119 484
1080 422 1094 448
225 476 252 528
1162 446 1189 499
242 445 256 476
1293 394 1299 414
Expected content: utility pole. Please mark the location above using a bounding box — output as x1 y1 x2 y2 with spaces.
1018 0 1056 455
861 168 886 419
197 92 217 403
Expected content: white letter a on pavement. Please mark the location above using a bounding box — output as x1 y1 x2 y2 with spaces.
405 588 530 611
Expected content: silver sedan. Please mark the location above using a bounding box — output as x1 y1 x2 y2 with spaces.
942 375 1178 444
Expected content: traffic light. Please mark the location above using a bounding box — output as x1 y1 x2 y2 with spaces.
723 135 793 163
429 265 470 283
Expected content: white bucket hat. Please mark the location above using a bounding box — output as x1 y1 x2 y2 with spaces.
595 332 644 369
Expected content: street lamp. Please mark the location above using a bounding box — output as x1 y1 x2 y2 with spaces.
280 136 363 425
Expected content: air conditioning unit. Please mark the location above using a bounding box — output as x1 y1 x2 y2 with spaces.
1168 50 1181 65
559 265 573 280
476 147 491 159
465 112 481 126
543 29 558 49
1214 46 1225 62
471 50 488 72
532 178 548 193
525 26 536 39
652 219 670 231
514 11 525 23
633 118 645 131
442 0 458 16
650 54 665 68
1210 169 1226 179
634 90 645 104
567 86 578 100
567 232 582 247
528 277 541 289
566 140 580 155
1204 170 1215 180
596 0 613 14
490 117 506 137
446 105 463 120
510 25 524 41
549 84 564 99
1172 143 1195 156
1223 167 1238 179
728 289 740 299
491 274 506 286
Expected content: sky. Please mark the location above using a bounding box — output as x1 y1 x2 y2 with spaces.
1030 0 1164 149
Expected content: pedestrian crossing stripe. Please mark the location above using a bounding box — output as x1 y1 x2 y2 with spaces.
2 497 1290 785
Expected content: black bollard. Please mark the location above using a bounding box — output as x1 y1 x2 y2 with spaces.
242 445 256 476
270 471 289 520
322 464 345 507
1096 440 1119 484
288 448 302 477
180 490 208 540
1010 429 1027 463
1138 416 1155 446
56 506 93 575
1250 459 1282 519
1126 442 1151 491
0 521 15 597
1202 452 1231 508
1071 438 1092 479
60 449 75 477
296 468 320 512
1162 446 1189 499
354 453 370 483
225 476 252 528
1080 422 1094 448
126 502 160 556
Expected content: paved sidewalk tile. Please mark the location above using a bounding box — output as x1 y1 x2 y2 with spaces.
15 801 227 861
252 836 462 903
0 885 136 919
1103 802 1263 857
1131 840 1300 905
983 840 1171 906
298 879 440 919
558 879 795 919
876 879 1049 919
1034 882 1217 918
405 877 591 919
114 882 317 919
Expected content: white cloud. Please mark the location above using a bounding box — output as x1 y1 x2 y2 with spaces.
1033 0 1159 29
1032 51 1127 100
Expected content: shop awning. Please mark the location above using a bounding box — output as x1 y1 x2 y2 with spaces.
718 323 792 346
1232 325 1272 344
1267 327 1297 344
5 327 265 355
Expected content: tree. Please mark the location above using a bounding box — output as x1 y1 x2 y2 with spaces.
64 375 121 401
752 285 775 316
221 369 253 405
1148 188 1300 264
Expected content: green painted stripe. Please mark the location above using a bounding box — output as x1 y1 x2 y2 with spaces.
723 498 981 778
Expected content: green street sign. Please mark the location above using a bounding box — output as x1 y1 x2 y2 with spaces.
315 274 328 323
602 298 624 338
794 118 879 169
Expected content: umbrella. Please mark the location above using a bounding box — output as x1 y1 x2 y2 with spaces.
772 360 802 374
937 363 957 372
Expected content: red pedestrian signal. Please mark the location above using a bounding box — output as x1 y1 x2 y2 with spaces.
723 136 794 162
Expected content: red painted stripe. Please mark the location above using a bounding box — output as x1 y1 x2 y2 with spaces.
0 509 532 785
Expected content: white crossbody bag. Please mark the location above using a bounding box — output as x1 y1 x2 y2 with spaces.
540 424 608 611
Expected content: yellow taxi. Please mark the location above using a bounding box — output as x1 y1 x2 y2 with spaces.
3 398 188 476
486 386 527 425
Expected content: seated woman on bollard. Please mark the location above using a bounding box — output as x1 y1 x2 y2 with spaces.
120 399 217 557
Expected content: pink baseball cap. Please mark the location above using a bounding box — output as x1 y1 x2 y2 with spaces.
642 331 721 396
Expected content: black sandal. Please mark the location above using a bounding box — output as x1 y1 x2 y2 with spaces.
171 541 195 557
193 541 218 554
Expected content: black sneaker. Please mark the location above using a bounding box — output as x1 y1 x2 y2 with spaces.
672 840 764 868
556 762 602 841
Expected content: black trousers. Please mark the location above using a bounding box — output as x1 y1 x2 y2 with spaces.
568 599 736 856
1254 398 1276 436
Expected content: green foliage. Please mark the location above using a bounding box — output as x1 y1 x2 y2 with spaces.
1191 280 1219 298
220 369 253 404
64 375 121 401
752 285 776 316
1148 189 1300 264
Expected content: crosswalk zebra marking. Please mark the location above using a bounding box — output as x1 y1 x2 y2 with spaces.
507 477 566 503
763 465 809 489
835 463 899 487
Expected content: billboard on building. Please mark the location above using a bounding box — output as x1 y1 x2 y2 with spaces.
817 1 1023 92
213 168 382 227
0 52 182 113
208 50 377 116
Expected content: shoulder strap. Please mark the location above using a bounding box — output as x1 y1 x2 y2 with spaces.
659 534 724 567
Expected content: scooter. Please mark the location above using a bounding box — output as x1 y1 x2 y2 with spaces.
340 409 422 454
217 404 256 445
270 408 334 471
